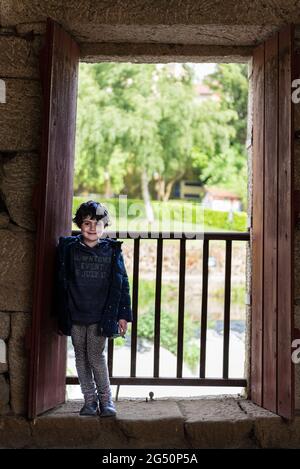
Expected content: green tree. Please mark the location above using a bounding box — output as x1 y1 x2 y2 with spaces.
92 63 163 221
154 64 196 201
200 64 249 207
191 99 239 186
205 63 248 149
75 62 248 211
74 64 130 195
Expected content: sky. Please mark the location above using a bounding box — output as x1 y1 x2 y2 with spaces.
161 62 217 83
189 63 217 81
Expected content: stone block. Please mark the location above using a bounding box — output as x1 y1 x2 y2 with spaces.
182 398 255 448
116 400 186 448
0 416 32 448
0 374 9 413
31 399 186 448
0 312 10 339
0 35 41 78
0 230 35 312
0 79 41 151
9 313 31 415
0 153 39 230
0 339 8 373
0 211 10 228
254 416 300 449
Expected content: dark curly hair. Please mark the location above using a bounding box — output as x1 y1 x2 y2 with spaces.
72 200 111 229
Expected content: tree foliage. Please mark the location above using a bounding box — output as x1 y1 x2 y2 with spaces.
74 62 248 208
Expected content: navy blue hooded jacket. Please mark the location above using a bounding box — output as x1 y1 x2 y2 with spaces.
53 235 133 337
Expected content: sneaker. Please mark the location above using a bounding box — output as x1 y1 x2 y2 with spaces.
79 401 98 416
99 400 117 418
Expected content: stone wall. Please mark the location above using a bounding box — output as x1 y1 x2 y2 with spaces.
0 0 299 47
0 0 299 426
0 24 43 416
0 4 256 420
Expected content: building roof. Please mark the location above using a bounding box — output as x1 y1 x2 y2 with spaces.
204 187 240 200
195 83 213 95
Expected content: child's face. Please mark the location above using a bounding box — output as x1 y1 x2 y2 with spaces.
80 216 105 243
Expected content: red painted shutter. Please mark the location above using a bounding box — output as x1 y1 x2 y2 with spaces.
28 18 79 418
251 24 294 419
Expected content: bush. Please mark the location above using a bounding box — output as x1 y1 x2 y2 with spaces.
73 196 247 231
137 306 200 374
203 208 246 231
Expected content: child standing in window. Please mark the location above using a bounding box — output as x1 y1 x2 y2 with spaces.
54 200 132 417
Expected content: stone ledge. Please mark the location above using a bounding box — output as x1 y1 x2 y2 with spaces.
0 397 297 449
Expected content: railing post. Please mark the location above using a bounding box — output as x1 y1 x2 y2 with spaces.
200 238 209 378
176 238 186 378
153 237 163 378
223 239 232 379
130 237 140 377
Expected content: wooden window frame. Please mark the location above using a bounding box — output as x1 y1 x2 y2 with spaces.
28 18 295 420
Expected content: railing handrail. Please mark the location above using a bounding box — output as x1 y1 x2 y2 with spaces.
72 229 250 240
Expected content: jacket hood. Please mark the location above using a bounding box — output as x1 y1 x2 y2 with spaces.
58 234 123 249
74 234 123 248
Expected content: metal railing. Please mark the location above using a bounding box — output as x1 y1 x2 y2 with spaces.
66 230 249 388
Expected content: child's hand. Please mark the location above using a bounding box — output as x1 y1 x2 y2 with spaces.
118 319 128 336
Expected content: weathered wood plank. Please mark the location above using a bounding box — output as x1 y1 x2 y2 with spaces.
277 24 294 419
28 18 79 418
251 42 265 406
263 32 278 413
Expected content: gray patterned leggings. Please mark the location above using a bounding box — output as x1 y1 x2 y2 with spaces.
71 323 112 405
